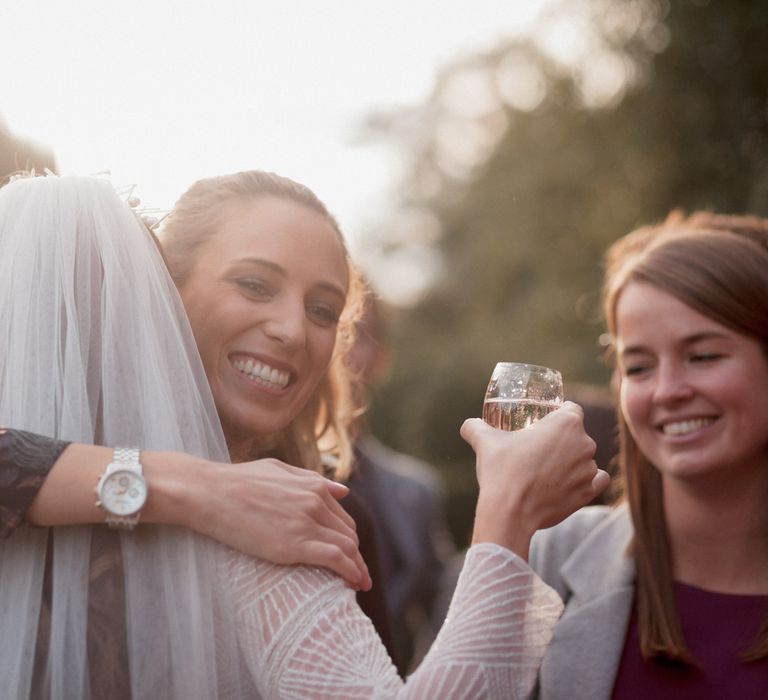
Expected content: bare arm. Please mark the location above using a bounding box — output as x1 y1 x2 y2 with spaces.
3 433 370 589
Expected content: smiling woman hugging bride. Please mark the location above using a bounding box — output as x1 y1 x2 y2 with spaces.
0 172 607 699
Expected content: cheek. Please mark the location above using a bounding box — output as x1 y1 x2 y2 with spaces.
180 296 226 372
620 382 649 436
303 329 339 387
314 324 339 357
193 322 218 367
727 376 768 432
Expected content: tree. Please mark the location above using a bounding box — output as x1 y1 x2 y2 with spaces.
359 0 768 545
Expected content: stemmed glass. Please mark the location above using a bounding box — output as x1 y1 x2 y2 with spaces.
483 362 564 431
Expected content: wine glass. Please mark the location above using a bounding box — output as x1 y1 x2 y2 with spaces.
483 362 564 431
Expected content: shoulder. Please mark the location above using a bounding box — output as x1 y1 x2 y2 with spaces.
530 505 631 596
532 506 617 559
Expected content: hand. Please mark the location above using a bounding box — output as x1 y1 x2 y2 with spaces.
26 443 371 590
461 402 609 558
174 457 372 590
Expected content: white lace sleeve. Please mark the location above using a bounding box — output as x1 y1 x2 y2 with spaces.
223 543 563 699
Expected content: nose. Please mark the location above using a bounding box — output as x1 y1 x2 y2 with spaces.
652 362 694 405
263 298 307 349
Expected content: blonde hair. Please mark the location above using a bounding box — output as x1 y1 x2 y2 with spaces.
603 210 768 663
158 171 365 479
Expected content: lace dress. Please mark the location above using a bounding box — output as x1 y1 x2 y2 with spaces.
224 542 563 699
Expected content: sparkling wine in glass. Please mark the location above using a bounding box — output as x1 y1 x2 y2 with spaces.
483 362 563 431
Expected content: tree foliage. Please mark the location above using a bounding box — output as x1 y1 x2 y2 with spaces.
360 0 768 545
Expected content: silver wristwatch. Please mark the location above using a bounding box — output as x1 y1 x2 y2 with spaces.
95 447 148 530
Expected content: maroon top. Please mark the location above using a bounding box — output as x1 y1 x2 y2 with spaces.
611 581 768 699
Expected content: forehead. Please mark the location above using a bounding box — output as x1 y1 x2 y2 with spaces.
206 196 349 289
615 282 730 348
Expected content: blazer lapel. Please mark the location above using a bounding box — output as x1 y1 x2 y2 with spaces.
538 507 635 700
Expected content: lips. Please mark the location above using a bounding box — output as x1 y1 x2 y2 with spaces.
659 417 716 436
230 356 291 390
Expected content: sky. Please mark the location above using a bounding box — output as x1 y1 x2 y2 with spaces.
0 0 549 251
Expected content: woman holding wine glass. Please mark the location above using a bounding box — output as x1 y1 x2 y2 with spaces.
529 211 768 699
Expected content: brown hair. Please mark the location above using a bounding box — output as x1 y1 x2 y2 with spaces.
603 211 768 662
158 170 365 479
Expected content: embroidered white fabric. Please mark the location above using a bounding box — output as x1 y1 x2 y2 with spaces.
224 543 564 699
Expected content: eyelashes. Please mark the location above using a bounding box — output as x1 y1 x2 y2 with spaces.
235 278 271 297
233 278 340 326
621 353 725 378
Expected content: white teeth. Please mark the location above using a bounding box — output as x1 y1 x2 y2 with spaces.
662 418 713 436
232 359 290 389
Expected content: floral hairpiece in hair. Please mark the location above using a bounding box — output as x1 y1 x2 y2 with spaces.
7 167 56 184
115 181 168 230
6 170 169 230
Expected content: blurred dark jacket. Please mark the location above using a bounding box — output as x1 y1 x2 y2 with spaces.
349 434 455 674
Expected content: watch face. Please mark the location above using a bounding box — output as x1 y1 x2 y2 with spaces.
99 469 148 516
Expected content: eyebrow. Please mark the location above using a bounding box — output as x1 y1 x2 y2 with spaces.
231 257 348 300
620 331 734 357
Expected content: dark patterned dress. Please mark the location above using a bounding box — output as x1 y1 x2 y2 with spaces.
0 428 70 538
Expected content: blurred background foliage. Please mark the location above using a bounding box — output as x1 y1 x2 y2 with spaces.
356 0 768 546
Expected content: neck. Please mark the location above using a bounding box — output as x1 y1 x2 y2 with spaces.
663 468 768 594
227 441 254 464
225 432 278 464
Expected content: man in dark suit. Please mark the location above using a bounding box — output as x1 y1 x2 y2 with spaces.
346 291 455 675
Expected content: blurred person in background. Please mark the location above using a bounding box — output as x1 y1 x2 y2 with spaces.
345 288 456 674
530 211 768 700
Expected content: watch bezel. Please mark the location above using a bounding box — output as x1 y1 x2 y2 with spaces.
97 467 148 517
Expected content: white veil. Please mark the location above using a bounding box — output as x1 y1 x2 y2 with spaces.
0 175 251 698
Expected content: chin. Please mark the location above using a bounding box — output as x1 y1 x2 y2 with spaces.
657 455 727 481
222 411 291 443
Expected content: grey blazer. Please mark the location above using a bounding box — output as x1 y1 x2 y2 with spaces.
528 505 636 700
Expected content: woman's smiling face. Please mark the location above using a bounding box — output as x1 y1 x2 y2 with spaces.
615 281 768 485
179 196 349 447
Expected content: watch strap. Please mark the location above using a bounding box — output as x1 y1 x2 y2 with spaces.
110 447 142 475
96 447 145 530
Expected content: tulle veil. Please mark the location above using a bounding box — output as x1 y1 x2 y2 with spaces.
0 175 253 698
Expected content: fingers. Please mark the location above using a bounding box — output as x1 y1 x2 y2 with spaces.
279 462 358 534
300 534 372 591
311 479 359 537
591 468 611 497
556 400 584 417
290 477 370 588
459 417 490 450
324 479 350 499
461 401 585 447
196 459 370 582
311 499 360 547
350 546 372 591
